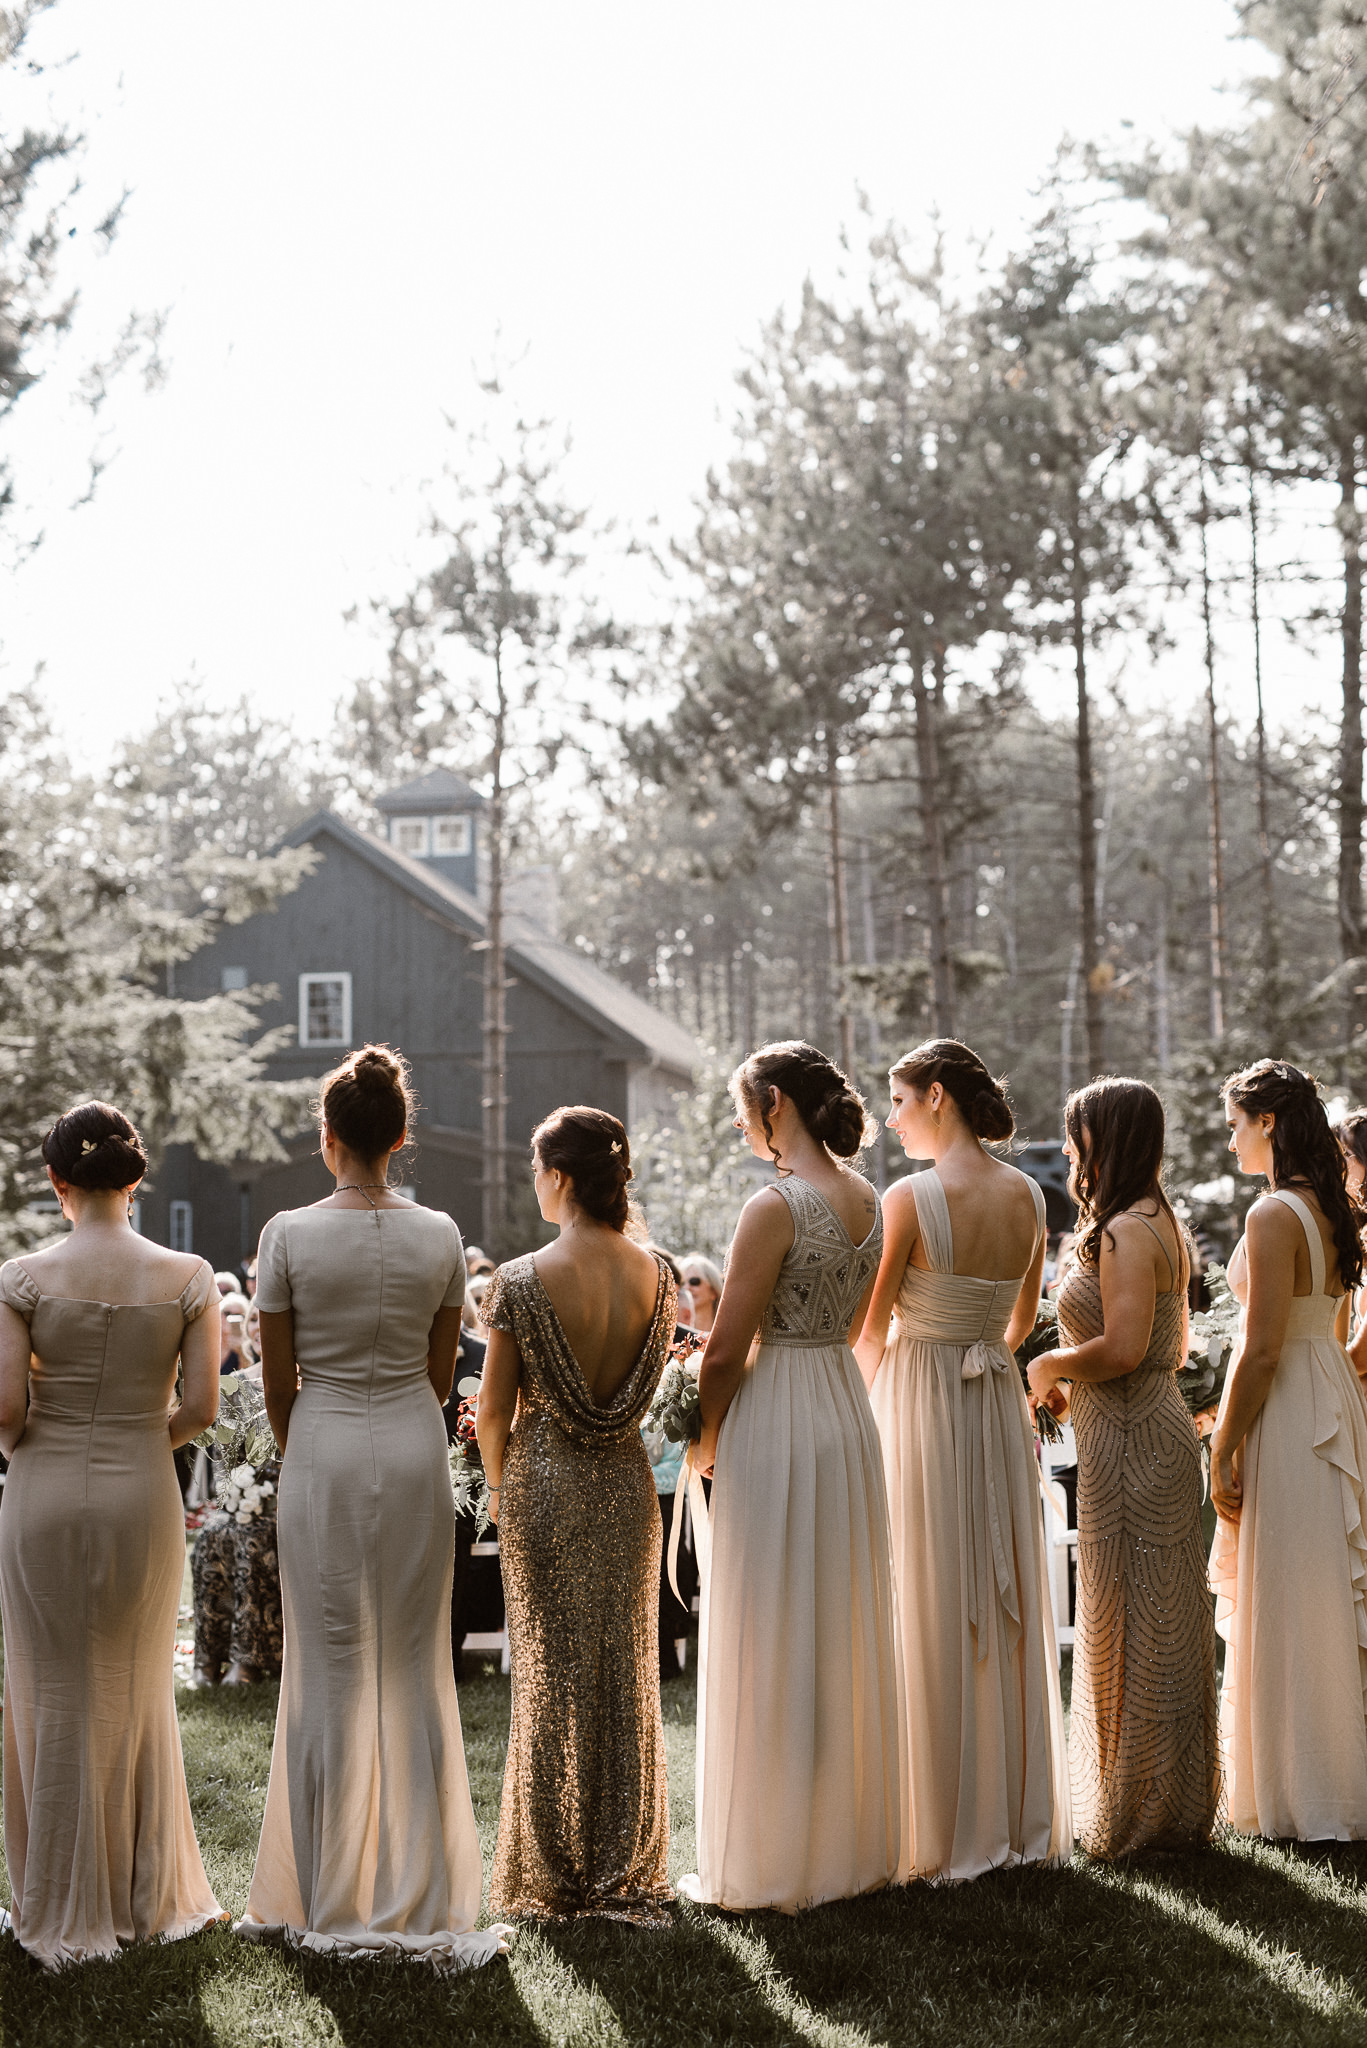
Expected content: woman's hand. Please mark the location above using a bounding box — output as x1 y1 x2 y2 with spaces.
1211 1435 1242 1523
487 1485 500 1527
693 1423 719 1482
1027 1354 1059 1402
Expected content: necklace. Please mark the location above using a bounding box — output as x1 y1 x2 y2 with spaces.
335 1181 390 1210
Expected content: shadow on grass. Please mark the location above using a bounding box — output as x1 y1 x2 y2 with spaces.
0 1920 229 2048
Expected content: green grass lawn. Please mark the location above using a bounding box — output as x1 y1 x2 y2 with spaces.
4 1656 1367 2045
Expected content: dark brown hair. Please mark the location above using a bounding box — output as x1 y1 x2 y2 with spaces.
1334 1109 1367 1174
1225 1059 1365 1292
533 1105 632 1230
889 1038 1015 1144
42 1100 148 1191
1065 1076 1188 1284
320 1043 413 1161
731 1040 871 1168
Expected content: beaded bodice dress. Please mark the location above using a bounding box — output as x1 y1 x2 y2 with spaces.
758 1175 883 1345
1058 1218 1222 1856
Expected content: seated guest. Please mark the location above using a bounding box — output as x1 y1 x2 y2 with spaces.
442 1321 489 1675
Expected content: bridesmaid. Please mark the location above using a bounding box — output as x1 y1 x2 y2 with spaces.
854 1040 1069 1879
0 1102 224 1968
241 1044 506 1966
1030 1077 1221 1857
477 1107 677 1922
681 1041 904 1911
1210 1058 1367 1840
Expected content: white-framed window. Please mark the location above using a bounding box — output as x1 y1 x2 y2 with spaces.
299 972 353 1048
221 965 248 991
169 1201 193 1253
391 816 430 857
431 814 472 857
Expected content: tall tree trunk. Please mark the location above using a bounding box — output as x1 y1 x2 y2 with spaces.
481 646 510 1251
1060 938 1082 1118
825 755 855 1073
1071 563 1103 1076
1198 456 1227 1042
1248 462 1277 1009
1154 887 1171 1074
1338 439 1365 1065
912 652 956 1035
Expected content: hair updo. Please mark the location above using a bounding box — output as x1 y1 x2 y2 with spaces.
888 1038 1015 1143
42 1101 148 1191
1224 1057 1365 1293
731 1040 872 1164
533 1105 633 1231
319 1043 413 1161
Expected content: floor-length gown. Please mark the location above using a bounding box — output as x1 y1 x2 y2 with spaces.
871 1169 1070 1878
480 1253 677 1922
1210 1190 1367 1839
0 1258 224 1969
240 1206 505 1966
685 1175 905 1911
1060 1217 1222 1856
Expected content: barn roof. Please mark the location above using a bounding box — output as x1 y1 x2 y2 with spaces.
373 767 486 815
284 810 699 1078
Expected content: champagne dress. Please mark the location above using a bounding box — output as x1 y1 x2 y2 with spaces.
684 1175 905 1911
1059 1217 1222 1856
240 1205 505 1967
0 1258 224 1969
871 1169 1070 1878
1210 1190 1367 1838
479 1252 677 1923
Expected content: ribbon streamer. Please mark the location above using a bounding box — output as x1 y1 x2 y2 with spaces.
668 1444 711 1604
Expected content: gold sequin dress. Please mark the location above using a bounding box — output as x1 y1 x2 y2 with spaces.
480 1252 677 1924
1058 1219 1222 1858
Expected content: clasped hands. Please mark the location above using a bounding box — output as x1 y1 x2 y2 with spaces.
1026 1354 1070 1426
1209 1434 1243 1524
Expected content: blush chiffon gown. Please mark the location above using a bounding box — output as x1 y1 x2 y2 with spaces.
239 1204 506 1966
0 1257 224 1969
1210 1190 1367 1839
870 1168 1071 1878
683 1174 905 1911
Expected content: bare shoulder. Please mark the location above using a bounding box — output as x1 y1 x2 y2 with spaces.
881 1174 921 1217
1245 1192 1303 1243
739 1184 798 1242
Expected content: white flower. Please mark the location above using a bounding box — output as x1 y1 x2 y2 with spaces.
1207 1335 1223 1370
230 1462 255 1489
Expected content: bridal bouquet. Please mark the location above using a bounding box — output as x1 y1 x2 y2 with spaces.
645 1330 707 1445
1178 1261 1239 1428
1013 1299 1066 1445
193 1368 277 1471
219 1462 275 1525
449 1374 493 1537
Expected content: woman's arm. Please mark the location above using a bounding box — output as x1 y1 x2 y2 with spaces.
1004 1223 1048 1354
169 1300 221 1450
476 1327 522 1524
1028 1217 1157 1401
693 1189 796 1477
425 1305 464 1405
853 1180 918 1390
1210 1198 1298 1524
258 1309 299 1453
0 1303 31 1458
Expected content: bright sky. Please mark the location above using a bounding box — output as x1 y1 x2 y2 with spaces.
4 0 1287 767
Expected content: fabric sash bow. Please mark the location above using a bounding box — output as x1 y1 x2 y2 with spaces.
961 1337 1022 1660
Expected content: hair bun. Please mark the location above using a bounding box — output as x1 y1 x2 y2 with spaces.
319 1043 413 1159
42 1102 148 1191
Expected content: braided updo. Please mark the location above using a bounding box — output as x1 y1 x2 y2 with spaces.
42 1101 148 1190
319 1043 413 1161
731 1040 873 1166
888 1038 1015 1144
1224 1058 1365 1293
533 1105 633 1230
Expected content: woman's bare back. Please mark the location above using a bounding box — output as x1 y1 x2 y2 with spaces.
533 1234 663 1405
911 1157 1041 1280
18 1229 204 1308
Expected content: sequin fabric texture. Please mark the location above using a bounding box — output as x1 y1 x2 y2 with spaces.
1058 1243 1223 1857
480 1252 678 1924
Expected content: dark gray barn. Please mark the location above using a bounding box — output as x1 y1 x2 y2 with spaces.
141 769 698 1268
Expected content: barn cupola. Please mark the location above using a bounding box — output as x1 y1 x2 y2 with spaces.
374 767 484 895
